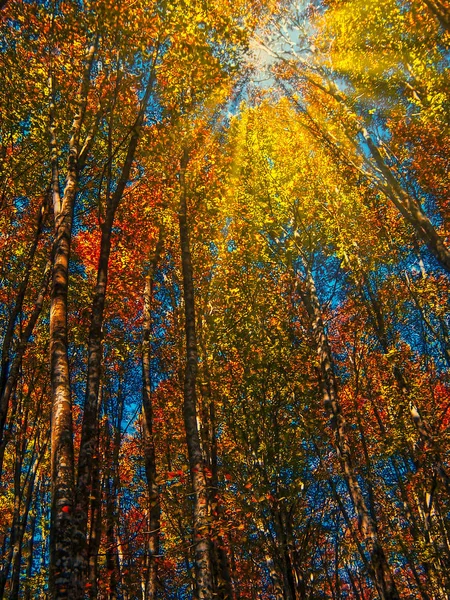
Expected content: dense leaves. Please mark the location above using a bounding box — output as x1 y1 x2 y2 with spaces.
0 0 449 599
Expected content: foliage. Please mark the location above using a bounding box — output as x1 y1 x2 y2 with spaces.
0 0 449 598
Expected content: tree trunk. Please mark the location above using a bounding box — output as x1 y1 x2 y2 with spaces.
422 0 450 32
24 490 38 600
297 79 450 273
0 422 25 598
297 262 400 600
104 409 121 600
0 260 51 479
87 391 103 600
141 225 164 599
198 314 234 600
0 197 47 404
178 148 213 599
10 438 46 600
360 128 450 273
72 65 157 598
49 159 77 600
49 37 98 599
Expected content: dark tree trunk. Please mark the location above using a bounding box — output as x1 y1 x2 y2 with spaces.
178 148 213 599
0 260 51 479
87 394 103 600
198 315 234 600
10 438 46 600
0 421 25 598
72 65 157 599
24 491 38 600
0 198 47 404
141 225 164 599
422 0 450 32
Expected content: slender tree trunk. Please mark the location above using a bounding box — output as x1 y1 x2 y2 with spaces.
24 492 38 600
346 566 362 600
104 414 120 600
141 414 161 600
106 473 119 600
198 315 234 600
104 388 125 600
0 425 24 598
309 438 372 576
359 275 450 492
359 128 450 273
297 262 400 600
86 484 102 599
355 402 433 598
72 64 157 598
298 78 450 272
0 260 51 479
270 506 299 600
0 197 47 402
87 392 103 600
10 438 46 600
178 148 213 599
142 226 164 599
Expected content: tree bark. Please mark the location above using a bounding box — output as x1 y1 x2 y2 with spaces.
24 489 38 600
0 259 51 479
0 197 47 404
198 314 234 600
49 36 98 600
141 225 164 599
178 148 213 599
360 128 450 273
10 437 47 600
72 63 157 599
297 262 400 600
